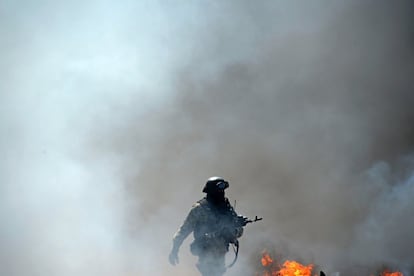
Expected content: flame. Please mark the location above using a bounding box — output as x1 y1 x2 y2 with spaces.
259 250 404 276
261 251 274 267
278 260 314 276
259 251 314 276
381 270 403 276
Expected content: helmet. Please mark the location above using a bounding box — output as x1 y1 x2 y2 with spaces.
202 176 229 193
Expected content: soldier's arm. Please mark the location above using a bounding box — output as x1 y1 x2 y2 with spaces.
227 201 244 239
171 204 199 252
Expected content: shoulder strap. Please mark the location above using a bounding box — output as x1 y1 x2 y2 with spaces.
226 239 239 268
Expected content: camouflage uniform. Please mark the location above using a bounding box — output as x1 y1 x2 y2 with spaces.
172 197 243 276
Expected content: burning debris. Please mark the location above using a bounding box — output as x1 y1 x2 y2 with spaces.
277 260 314 276
256 250 405 276
380 270 404 276
257 250 316 276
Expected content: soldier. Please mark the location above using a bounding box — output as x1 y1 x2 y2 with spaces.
169 176 244 276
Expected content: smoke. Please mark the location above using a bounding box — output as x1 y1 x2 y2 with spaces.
1 0 414 275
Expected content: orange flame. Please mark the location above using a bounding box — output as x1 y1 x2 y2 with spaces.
278 260 314 276
381 270 403 276
261 251 274 267
259 250 403 276
259 251 314 276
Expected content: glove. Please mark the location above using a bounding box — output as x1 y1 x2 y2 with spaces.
168 248 179 265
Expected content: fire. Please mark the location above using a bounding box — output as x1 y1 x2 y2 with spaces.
278 260 314 276
259 250 404 276
381 270 403 276
261 251 274 267
259 251 315 276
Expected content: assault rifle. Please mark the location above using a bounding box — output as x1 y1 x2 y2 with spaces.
237 215 263 227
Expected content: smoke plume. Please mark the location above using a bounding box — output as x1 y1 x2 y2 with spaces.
1 0 414 275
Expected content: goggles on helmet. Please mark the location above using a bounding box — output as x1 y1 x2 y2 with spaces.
216 180 229 190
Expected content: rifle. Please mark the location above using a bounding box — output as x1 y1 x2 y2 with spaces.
237 215 263 226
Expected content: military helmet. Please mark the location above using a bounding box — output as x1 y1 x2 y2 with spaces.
202 176 229 193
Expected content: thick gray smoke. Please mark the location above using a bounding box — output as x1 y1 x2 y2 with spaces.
1 1 414 275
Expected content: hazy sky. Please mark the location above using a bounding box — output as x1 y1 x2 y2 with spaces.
1 1 414 275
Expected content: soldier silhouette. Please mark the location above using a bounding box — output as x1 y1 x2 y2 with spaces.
169 176 245 276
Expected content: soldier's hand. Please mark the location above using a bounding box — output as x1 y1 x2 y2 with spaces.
168 250 179 266
237 215 249 226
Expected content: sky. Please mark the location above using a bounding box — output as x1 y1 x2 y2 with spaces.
1 1 414 275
